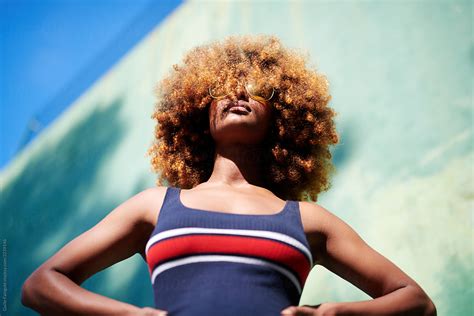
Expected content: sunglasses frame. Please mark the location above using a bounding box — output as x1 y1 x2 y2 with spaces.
208 80 275 103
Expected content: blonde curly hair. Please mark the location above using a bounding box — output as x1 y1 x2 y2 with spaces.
146 34 339 201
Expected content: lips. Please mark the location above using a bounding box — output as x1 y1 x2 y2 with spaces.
225 102 251 112
228 106 250 114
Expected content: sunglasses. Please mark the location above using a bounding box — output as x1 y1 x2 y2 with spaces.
208 79 275 104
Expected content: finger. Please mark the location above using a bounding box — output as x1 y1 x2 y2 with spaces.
281 305 297 315
141 307 168 316
302 304 322 309
294 306 318 315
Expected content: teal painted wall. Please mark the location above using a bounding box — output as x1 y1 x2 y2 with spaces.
1 1 472 315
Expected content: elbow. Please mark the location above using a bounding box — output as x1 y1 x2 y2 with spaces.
406 284 437 316
21 268 47 309
21 274 36 308
417 286 437 316
412 285 437 316
424 298 437 316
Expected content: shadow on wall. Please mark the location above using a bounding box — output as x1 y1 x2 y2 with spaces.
331 121 355 168
438 253 474 315
1 97 154 315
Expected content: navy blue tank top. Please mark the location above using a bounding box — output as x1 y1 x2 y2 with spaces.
145 186 314 316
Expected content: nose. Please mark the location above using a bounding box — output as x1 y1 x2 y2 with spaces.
228 83 249 102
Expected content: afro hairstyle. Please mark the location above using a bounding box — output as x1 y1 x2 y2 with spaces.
146 34 339 201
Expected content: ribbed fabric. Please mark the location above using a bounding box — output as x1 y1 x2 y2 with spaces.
145 186 314 316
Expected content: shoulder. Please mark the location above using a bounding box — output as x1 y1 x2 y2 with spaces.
298 200 330 234
135 186 169 226
299 200 356 237
124 186 169 259
298 200 351 265
102 186 168 227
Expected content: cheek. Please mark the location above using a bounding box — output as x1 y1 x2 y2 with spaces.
251 101 272 122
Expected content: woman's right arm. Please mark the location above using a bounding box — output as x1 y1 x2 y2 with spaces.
21 187 168 316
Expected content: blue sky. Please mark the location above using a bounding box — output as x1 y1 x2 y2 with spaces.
0 0 182 170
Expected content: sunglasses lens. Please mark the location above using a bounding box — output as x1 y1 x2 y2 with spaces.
209 85 230 99
245 80 274 101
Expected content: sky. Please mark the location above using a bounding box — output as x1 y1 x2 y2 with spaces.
0 0 182 170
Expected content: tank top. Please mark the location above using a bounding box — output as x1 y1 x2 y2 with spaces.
145 186 314 316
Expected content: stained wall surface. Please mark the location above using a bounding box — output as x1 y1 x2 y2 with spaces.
1 1 472 315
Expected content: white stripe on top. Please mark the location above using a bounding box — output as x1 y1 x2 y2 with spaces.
145 227 313 266
150 254 303 294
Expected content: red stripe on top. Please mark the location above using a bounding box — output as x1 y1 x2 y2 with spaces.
147 234 311 285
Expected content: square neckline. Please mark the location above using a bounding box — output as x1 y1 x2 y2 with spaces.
176 187 290 217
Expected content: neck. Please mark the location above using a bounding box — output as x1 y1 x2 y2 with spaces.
205 143 267 188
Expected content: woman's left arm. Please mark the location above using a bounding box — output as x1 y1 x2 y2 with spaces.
281 202 437 316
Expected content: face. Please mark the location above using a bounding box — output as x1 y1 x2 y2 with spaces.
208 82 273 146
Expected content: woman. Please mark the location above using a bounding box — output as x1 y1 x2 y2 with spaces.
22 35 436 316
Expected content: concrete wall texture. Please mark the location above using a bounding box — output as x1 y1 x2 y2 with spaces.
1 1 472 315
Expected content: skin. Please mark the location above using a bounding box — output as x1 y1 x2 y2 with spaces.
21 85 437 316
